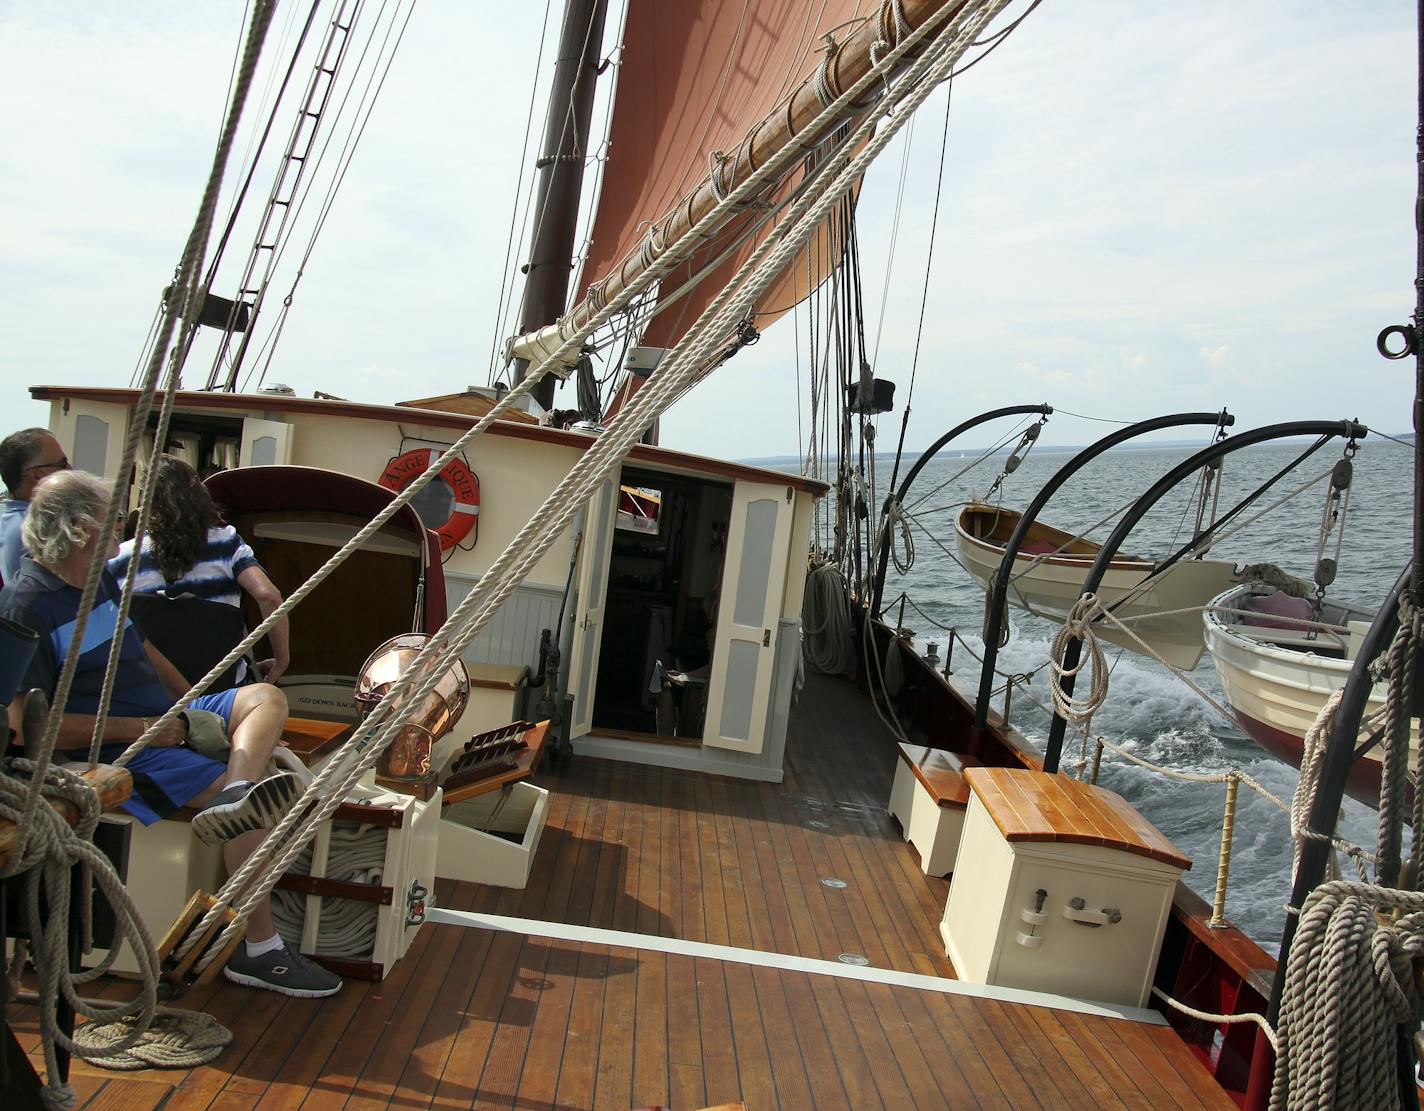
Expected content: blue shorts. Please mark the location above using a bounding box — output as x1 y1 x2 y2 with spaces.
100 688 241 825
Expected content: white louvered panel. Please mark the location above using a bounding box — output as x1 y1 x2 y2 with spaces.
443 574 564 670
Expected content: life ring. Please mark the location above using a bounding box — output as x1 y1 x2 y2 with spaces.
378 449 479 551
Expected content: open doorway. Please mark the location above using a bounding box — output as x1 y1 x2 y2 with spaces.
589 466 732 739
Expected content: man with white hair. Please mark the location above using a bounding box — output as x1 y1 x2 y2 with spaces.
0 470 341 998
0 427 70 581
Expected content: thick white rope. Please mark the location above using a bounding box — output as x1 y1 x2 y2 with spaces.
1290 688 1346 882
1047 595 1110 730
1149 986 1279 1055
1269 882 1424 1111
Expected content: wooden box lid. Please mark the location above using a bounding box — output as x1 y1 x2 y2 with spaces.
963 766 1190 871
895 743 982 807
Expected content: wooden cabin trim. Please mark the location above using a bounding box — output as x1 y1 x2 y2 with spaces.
964 766 1192 871
29 385 830 495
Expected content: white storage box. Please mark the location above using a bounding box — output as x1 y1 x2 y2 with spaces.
438 780 549 889
90 814 224 976
273 788 442 980
941 767 1190 1008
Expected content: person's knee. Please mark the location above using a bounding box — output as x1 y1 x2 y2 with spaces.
234 683 289 721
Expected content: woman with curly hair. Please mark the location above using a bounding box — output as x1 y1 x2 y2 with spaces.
111 455 290 683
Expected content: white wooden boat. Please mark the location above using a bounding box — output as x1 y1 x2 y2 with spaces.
955 503 1239 669
1203 581 1418 805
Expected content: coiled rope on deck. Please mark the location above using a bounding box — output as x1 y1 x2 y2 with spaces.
1 763 186 1107
803 562 856 675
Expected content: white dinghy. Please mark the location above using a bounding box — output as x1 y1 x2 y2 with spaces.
955 503 1240 670
1202 581 1418 805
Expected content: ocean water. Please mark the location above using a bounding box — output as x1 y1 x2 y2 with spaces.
806 433 1413 952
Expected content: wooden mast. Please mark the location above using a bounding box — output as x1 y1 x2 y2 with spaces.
509 0 610 411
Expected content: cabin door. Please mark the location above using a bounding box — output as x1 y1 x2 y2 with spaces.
241 418 292 467
567 477 617 739
702 481 794 754
51 400 129 480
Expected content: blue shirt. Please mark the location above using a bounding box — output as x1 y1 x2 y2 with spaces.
0 498 28 583
0 559 171 718
110 525 260 607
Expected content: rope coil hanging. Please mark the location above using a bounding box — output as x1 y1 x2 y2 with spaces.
1047 595 1110 731
1269 882 1424 1111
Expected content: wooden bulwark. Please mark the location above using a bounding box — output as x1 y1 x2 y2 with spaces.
11 673 1230 1108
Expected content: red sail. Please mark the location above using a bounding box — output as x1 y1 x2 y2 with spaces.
577 0 875 350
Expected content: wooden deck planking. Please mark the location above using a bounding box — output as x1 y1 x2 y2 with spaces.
12 673 1238 1109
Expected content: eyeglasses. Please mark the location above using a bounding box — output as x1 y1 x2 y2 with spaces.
24 456 70 475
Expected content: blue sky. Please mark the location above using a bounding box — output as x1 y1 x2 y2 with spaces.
1 2 1416 461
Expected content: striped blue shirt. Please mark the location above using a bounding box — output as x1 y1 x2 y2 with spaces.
110 524 260 606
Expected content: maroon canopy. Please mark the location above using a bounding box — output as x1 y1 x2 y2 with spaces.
206 465 447 631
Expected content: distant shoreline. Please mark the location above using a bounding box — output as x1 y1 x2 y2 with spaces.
739 433 1414 468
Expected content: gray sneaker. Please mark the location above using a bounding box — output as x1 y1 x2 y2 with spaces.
224 943 342 998
190 772 303 845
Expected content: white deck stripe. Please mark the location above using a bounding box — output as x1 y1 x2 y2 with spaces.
426 905 1167 1025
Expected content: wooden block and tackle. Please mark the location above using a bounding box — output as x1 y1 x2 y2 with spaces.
155 889 243 994
0 763 132 870
440 719 550 806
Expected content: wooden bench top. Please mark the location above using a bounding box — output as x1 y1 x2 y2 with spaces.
281 716 354 761
896 743 984 807
964 766 1191 871
467 663 530 691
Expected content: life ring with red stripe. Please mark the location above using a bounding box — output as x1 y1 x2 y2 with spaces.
378 449 480 552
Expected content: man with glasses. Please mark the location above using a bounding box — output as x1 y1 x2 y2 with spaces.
0 427 70 581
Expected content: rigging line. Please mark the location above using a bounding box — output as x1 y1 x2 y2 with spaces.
565 0 630 318
1082 459 1337 623
901 420 1031 512
226 0 393 390
246 0 419 391
869 116 914 374
190 2 323 352
227 0 307 207
1373 430 1414 449
487 0 557 380
126 303 165 389
944 0 1043 80
254 0 402 276
1045 406 1133 424
1190 464 1334 555
887 78 954 498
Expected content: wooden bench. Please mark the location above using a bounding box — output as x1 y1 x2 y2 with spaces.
887 743 984 876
